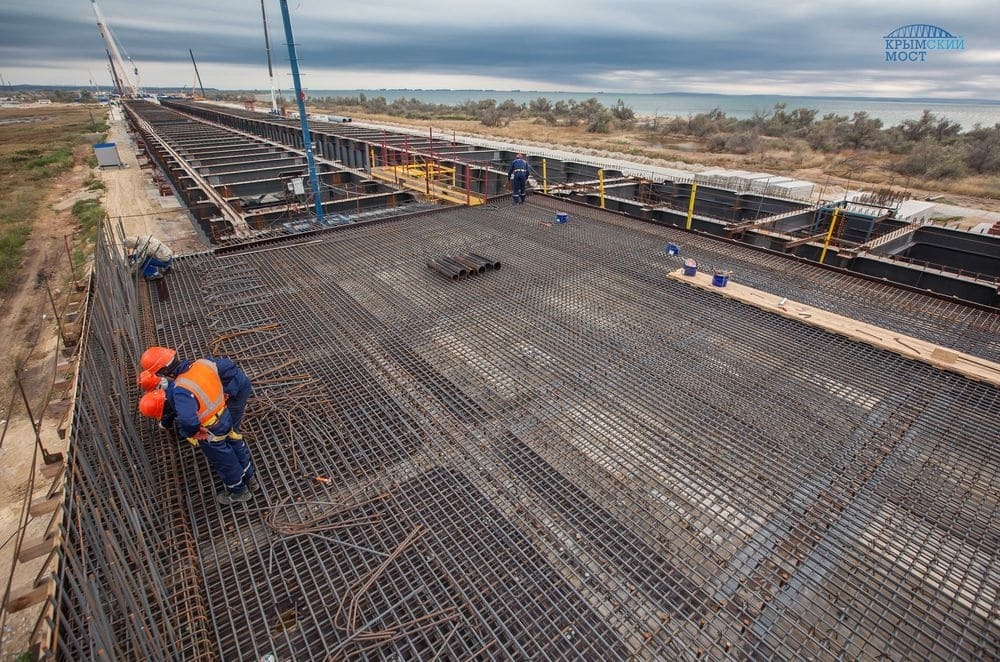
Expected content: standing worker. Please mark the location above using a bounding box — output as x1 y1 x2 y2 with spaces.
139 346 256 504
507 153 532 205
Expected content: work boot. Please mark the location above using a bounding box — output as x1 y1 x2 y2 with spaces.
215 489 252 505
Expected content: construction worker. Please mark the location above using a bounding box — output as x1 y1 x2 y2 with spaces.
507 153 532 204
137 368 166 393
138 386 255 504
140 346 256 504
124 235 174 280
141 346 253 435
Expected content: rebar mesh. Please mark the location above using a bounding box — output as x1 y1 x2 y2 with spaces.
54 225 213 660
61 200 998 660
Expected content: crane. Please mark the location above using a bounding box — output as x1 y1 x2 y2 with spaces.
91 0 140 97
189 49 206 99
261 0 280 114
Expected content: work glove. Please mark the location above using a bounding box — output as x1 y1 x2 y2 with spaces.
185 427 210 447
227 430 244 441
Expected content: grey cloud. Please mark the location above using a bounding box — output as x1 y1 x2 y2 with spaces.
1 0 997 97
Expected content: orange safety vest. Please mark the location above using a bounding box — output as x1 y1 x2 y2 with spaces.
174 359 226 424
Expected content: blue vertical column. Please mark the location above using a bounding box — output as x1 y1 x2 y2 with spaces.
279 0 324 224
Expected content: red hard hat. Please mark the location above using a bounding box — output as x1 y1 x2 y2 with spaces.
138 388 166 419
137 369 163 392
141 346 176 373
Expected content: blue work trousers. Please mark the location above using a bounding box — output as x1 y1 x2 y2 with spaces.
511 173 528 203
199 436 254 494
139 255 173 279
226 390 251 433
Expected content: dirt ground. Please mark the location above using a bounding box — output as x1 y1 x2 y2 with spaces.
0 104 203 658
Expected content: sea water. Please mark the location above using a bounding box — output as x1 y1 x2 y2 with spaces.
303 89 1000 130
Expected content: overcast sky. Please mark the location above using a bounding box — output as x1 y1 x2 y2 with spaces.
1 1 998 99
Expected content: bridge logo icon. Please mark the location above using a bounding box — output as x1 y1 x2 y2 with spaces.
884 24 965 62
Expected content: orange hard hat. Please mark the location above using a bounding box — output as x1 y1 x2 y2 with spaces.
141 346 176 374
138 388 166 419
137 369 163 392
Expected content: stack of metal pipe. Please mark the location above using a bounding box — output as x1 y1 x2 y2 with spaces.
427 253 501 280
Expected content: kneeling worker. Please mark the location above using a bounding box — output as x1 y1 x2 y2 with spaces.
138 356 256 505
124 235 174 281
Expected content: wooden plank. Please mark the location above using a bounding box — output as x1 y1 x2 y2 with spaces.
29 491 64 517
40 460 65 479
18 533 61 563
7 577 55 613
666 268 1000 387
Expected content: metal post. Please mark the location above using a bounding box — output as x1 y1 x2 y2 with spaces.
44 281 66 345
64 234 80 287
542 159 548 194
685 183 698 230
598 169 605 209
14 368 62 464
819 208 842 264
278 0 324 224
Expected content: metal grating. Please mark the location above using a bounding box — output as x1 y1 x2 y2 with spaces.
61 200 999 659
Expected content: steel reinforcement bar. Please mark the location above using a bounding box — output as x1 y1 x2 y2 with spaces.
52 223 213 660
61 199 998 659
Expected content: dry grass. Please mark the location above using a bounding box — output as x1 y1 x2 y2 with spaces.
316 104 1000 211
0 105 106 290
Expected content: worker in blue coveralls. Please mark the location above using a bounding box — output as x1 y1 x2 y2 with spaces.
125 235 174 281
507 153 532 204
139 346 256 505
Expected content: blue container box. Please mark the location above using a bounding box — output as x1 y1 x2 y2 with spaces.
666 242 680 256
555 212 568 224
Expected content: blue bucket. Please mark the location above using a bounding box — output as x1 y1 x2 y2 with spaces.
682 259 698 277
712 272 730 287
666 242 680 256
555 212 568 224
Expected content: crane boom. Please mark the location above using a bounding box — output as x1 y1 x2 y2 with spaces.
261 0 279 113
91 0 138 97
189 49 206 99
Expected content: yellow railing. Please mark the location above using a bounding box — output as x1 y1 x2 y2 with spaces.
369 153 485 206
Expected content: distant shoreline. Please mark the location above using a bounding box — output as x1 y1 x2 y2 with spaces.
304 89 1000 106
295 90 1000 130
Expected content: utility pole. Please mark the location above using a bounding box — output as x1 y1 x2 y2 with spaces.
278 0 324 224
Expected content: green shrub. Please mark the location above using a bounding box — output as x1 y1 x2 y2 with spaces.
26 145 73 171
0 223 31 289
72 198 105 243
